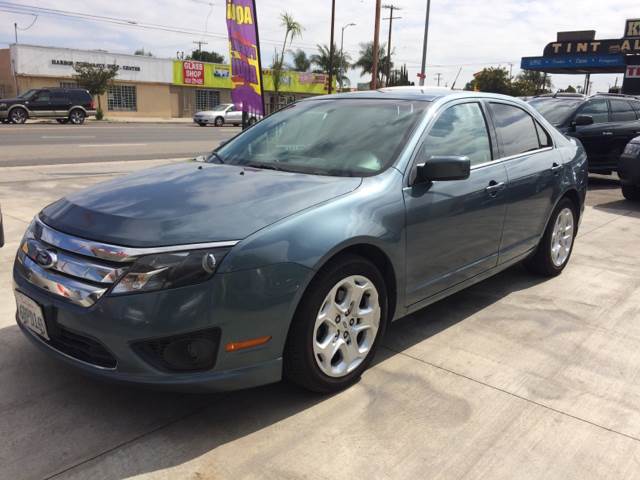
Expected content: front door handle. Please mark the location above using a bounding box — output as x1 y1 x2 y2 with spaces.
485 181 505 197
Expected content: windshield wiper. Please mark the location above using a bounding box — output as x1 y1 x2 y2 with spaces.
245 162 284 171
207 152 225 164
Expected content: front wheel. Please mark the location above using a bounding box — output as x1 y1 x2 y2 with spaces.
9 108 27 124
214 117 224 127
524 198 577 277
284 254 387 393
622 185 640 201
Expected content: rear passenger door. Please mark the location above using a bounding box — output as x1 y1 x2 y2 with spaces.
403 101 508 305
487 101 562 264
50 90 71 117
609 99 640 164
569 98 612 168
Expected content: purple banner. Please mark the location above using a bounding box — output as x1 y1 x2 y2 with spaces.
226 0 264 117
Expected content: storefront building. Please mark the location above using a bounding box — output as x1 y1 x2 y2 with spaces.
0 44 332 117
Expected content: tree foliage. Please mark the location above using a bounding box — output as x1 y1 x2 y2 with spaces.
289 48 311 72
73 63 119 116
272 12 304 99
188 50 225 63
387 64 414 87
310 43 350 87
134 48 153 57
352 42 392 86
464 67 553 96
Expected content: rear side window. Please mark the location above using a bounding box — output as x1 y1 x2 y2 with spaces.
420 102 492 166
610 99 638 122
51 90 67 100
535 120 553 148
70 90 91 104
578 99 609 123
489 103 540 158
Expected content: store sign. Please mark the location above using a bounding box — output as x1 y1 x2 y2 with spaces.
544 19 640 56
51 59 141 72
627 65 640 79
225 0 264 116
183 61 204 85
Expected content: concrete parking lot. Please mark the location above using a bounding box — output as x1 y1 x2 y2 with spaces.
1 160 640 479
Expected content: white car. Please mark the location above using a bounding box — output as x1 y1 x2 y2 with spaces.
193 104 258 127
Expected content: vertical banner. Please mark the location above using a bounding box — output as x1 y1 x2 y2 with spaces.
226 0 265 118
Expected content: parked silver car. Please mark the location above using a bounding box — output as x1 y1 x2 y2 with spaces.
193 104 258 127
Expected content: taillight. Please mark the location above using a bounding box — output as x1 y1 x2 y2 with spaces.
90 99 96 109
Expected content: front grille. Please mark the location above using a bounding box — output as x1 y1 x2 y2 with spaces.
48 326 117 369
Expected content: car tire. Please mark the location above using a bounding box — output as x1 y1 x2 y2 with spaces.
214 117 224 127
69 109 86 125
1 118 10 124
524 197 577 277
622 185 640 201
284 253 388 393
197 122 207 127
56 118 69 124
248 117 257 126
9 108 28 124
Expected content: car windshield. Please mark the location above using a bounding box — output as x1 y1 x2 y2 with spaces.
528 98 583 126
17 89 37 100
212 99 430 177
212 104 231 111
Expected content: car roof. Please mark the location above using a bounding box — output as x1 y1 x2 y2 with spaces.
299 86 521 103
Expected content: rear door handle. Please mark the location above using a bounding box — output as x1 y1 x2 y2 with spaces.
485 181 505 196
602 131 614 136
551 163 563 173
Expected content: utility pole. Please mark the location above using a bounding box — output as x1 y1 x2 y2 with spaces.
435 72 442 86
328 0 336 94
14 22 18 43
382 5 402 87
340 23 356 92
371 0 382 90
419 0 431 86
193 40 208 53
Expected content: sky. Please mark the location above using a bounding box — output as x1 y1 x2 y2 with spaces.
0 0 638 93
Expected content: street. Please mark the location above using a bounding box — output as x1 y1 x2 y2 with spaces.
1 154 640 479
0 123 240 167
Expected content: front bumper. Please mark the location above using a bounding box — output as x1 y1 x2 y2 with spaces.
13 259 311 392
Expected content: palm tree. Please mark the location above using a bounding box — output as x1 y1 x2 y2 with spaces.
289 48 311 72
353 42 392 86
310 43 350 88
272 13 304 107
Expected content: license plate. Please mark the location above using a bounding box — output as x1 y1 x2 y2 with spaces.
15 291 50 341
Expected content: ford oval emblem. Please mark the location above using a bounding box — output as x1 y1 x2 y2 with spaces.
35 249 58 269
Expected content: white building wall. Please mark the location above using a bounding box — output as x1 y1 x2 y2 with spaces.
11 44 174 84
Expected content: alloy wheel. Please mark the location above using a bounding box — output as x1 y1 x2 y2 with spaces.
70 110 85 124
550 207 574 267
10 109 26 124
313 275 380 378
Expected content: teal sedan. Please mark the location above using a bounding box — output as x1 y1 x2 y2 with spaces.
13 88 587 392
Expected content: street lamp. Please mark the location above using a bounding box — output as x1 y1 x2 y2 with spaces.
340 23 356 92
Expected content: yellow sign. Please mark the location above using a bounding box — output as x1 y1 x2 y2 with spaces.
173 60 332 95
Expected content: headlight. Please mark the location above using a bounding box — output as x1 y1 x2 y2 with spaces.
111 248 230 295
624 143 640 158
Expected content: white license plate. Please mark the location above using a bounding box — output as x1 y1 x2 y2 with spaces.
15 291 49 340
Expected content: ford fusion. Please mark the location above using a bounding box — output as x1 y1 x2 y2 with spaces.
13 88 587 393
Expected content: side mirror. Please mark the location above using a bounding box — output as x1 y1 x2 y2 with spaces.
415 155 471 183
573 115 594 127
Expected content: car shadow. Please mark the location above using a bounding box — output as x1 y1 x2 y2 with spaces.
1 264 545 479
588 174 619 191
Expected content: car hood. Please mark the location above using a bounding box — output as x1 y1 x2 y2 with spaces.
40 162 362 247
0 97 21 104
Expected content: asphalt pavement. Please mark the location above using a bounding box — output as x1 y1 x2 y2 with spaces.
0 122 240 167
1 159 640 479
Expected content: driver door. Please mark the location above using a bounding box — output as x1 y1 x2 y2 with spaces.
26 90 52 118
403 100 508 305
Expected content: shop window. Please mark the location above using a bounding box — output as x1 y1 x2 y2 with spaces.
107 85 137 112
195 89 221 111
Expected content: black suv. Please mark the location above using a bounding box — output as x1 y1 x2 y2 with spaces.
0 88 96 125
529 93 640 174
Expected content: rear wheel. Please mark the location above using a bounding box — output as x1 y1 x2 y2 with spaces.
197 122 207 127
248 117 258 126
214 117 224 127
524 198 577 277
622 185 640 201
284 254 387 393
9 108 27 124
56 118 69 124
69 109 86 125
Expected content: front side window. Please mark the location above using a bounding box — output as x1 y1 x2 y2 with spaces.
578 99 609 124
214 99 430 177
610 99 638 122
107 85 137 112
489 103 540 158
420 102 492 166
34 90 50 102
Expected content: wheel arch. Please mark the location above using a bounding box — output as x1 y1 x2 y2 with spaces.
8 104 29 116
